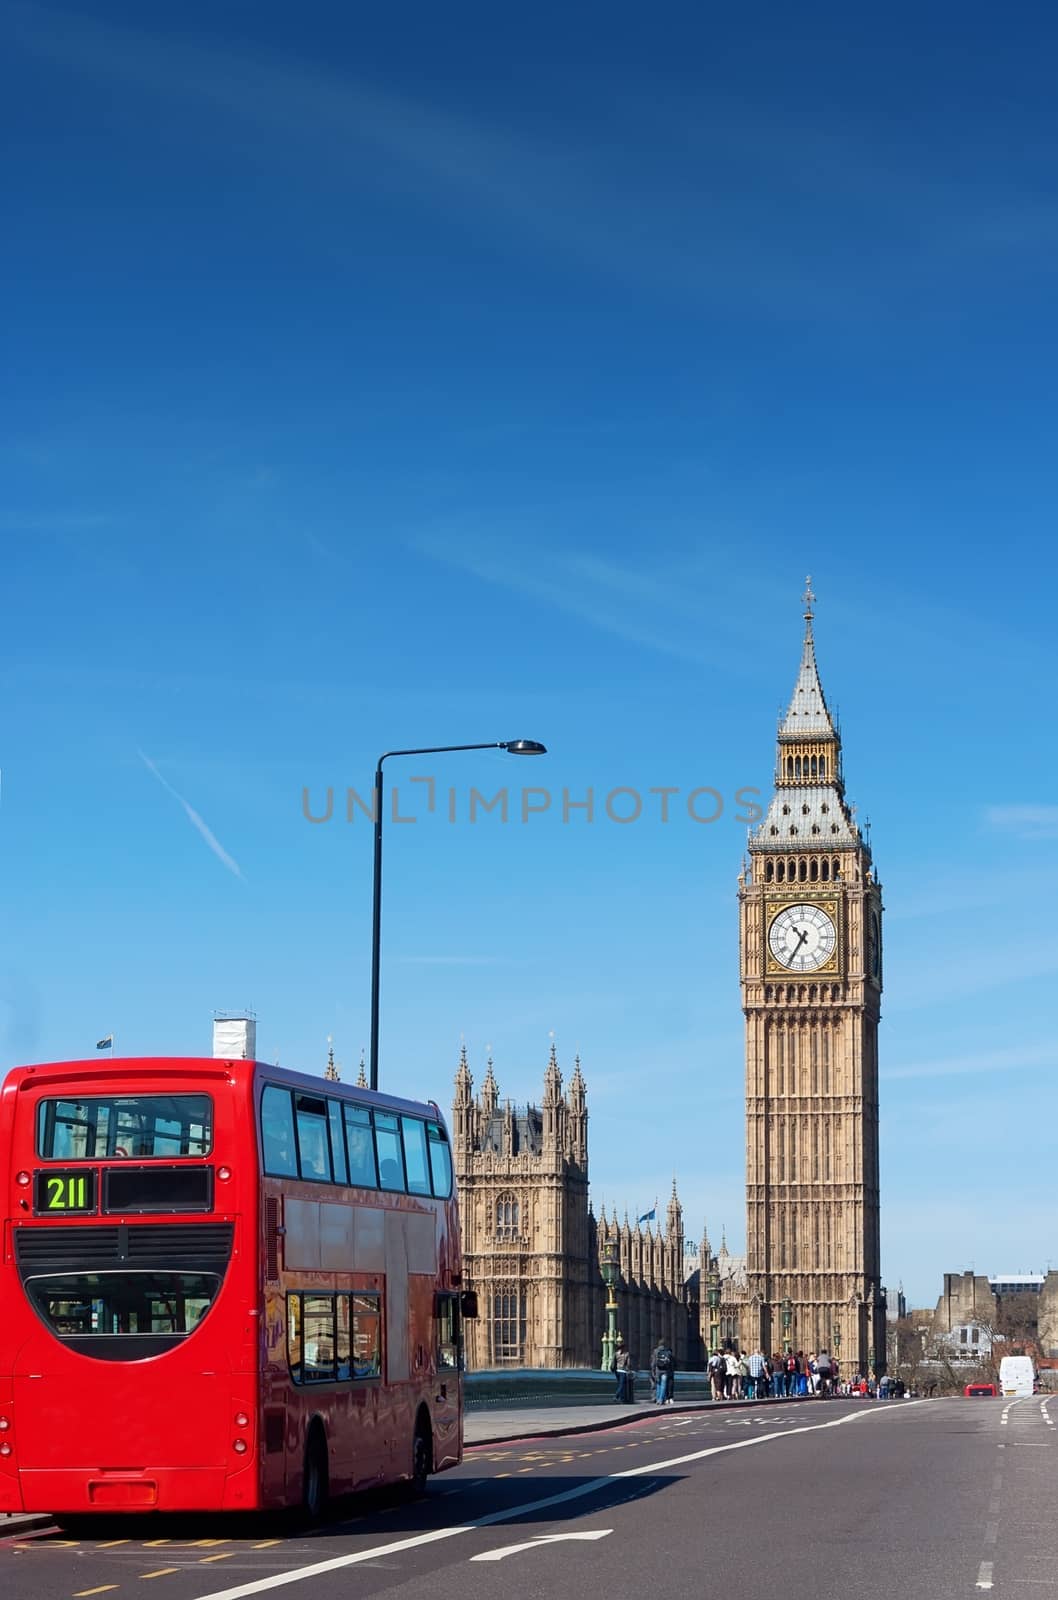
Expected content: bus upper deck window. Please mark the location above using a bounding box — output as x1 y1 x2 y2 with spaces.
374 1112 405 1191
401 1116 431 1195
261 1087 296 1176
295 1095 331 1182
344 1104 378 1188
427 1123 453 1198
327 1100 348 1185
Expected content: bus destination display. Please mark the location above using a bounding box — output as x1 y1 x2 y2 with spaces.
34 1169 96 1214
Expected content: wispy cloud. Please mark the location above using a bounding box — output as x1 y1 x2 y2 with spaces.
9 4 1029 325
411 533 749 668
0 511 110 534
984 804 1058 840
881 1042 1055 1083
398 955 508 967
138 750 244 879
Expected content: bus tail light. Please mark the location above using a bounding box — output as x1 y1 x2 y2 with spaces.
0 1417 10 1430
0 1444 11 1458
16 1171 30 1187
232 1439 248 1454
218 1166 232 1182
234 1412 249 1427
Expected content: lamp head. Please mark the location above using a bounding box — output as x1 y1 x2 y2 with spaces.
502 739 547 755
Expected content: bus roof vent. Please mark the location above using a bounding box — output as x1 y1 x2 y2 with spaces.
213 1013 256 1060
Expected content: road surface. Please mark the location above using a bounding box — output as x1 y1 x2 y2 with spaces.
3 1395 1055 1600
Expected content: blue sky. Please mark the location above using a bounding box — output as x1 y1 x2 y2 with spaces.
3 2 1057 1306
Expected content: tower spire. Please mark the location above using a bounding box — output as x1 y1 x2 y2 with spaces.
779 576 835 739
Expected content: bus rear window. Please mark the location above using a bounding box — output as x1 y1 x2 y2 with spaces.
37 1096 213 1161
25 1270 221 1360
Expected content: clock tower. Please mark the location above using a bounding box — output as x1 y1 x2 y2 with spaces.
740 582 885 1373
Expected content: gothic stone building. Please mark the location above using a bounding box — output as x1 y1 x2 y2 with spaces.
453 1046 691 1369
739 583 886 1371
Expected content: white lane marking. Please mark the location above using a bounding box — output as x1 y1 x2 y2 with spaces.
189 1403 928 1600
471 1530 612 1562
976 1560 994 1589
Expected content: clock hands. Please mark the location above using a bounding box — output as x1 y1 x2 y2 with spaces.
790 927 810 954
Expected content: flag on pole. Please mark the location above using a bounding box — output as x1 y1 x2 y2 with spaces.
637 1207 656 1224
96 1035 113 1050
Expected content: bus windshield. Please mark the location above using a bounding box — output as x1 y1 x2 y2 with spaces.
37 1096 213 1160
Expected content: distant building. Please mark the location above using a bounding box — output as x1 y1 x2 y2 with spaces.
929 1269 1058 1361
988 1273 1045 1298
930 1271 997 1340
452 1045 692 1369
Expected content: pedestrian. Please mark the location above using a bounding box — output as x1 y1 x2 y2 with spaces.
614 1339 635 1403
747 1347 766 1400
708 1348 725 1400
611 1337 628 1402
651 1339 675 1405
725 1348 741 1399
816 1348 832 1397
772 1352 785 1398
738 1351 750 1398
784 1349 798 1396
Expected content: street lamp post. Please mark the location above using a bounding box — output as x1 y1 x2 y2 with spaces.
781 1297 793 1354
707 1268 721 1355
600 1239 619 1373
368 738 546 1092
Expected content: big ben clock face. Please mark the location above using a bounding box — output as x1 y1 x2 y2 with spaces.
768 904 837 972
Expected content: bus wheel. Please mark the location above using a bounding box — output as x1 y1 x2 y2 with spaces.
302 1428 329 1523
411 1416 432 1496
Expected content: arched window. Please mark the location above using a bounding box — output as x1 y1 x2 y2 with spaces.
777 859 786 882
820 756 827 779
496 1192 520 1239
810 857 818 880
821 857 830 881
786 756 794 779
799 857 808 881
810 755 817 777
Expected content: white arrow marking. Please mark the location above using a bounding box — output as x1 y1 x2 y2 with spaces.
471 1531 613 1563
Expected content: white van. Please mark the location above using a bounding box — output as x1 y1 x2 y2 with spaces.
998 1355 1035 1397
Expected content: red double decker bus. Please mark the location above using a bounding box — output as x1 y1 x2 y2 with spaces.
0 1055 471 1518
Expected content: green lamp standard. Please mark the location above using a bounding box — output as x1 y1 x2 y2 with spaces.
868 1345 875 1378
707 1268 721 1355
781 1297 793 1355
600 1238 619 1373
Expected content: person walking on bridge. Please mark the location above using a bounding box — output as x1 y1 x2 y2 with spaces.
614 1338 634 1403
651 1340 675 1404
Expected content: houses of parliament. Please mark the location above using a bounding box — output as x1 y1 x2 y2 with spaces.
453 585 886 1372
